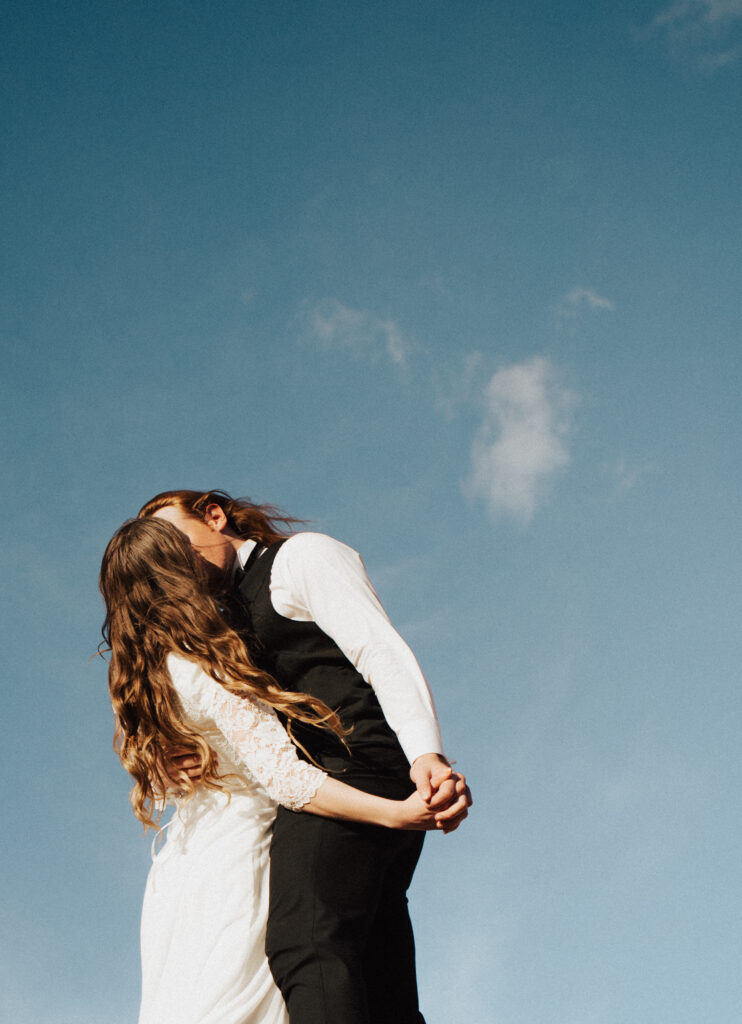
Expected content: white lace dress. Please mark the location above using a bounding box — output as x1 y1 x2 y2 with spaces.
138 653 327 1024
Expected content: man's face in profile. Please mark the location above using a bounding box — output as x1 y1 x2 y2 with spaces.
152 505 237 585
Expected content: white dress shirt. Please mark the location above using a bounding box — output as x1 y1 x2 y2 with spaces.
236 532 445 766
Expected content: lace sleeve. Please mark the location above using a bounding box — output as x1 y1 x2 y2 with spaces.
169 656 326 811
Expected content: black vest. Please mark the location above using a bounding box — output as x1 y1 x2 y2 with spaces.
234 540 413 794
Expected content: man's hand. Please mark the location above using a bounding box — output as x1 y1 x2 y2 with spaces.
410 752 472 833
156 745 209 789
409 752 452 801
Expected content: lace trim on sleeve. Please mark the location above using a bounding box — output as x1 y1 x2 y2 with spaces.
203 682 326 811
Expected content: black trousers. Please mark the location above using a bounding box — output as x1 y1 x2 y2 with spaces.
265 806 426 1024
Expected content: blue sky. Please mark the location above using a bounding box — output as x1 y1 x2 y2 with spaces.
2 2 741 1021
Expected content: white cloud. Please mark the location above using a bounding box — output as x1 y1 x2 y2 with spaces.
556 287 615 320
306 298 410 366
465 356 577 524
651 0 742 68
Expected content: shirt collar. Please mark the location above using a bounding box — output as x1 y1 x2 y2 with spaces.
235 538 258 572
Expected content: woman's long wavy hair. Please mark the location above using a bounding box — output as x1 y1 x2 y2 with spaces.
100 517 344 831
137 489 301 544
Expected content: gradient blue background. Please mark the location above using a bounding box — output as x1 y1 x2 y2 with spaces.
2 2 741 1021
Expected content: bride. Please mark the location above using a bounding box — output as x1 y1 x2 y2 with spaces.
100 517 448 1024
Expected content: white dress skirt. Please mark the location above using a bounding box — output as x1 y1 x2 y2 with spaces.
137 654 327 1024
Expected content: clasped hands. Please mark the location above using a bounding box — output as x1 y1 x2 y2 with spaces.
160 747 472 834
409 752 472 834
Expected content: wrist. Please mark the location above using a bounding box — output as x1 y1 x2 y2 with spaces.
411 752 449 769
382 799 404 829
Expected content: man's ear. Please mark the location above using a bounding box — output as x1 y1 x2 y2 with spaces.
203 503 229 533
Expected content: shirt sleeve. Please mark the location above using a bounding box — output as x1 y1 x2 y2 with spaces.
269 533 446 764
167 654 326 811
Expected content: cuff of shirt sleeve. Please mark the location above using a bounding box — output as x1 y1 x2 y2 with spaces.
397 721 447 767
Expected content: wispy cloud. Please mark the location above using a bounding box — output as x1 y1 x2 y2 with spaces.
306 298 410 366
651 0 742 68
698 42 742 67
612 458 656 497
654 0 742 28
465 356 577 524
556 287 615 322
433 350 486 419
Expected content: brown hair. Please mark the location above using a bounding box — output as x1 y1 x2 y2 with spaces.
100 516 343 830
138 489 301 544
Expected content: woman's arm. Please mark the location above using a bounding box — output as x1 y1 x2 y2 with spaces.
167 655 459 831
302 776 466 832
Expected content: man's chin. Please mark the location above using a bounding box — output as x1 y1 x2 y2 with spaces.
193 554 230 591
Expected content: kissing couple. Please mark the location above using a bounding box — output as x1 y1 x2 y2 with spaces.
100 489 472 1024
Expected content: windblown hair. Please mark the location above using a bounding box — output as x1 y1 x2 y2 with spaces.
100 517 344 830
138 489 301 544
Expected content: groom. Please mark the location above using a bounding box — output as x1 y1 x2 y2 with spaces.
140 489 470 1024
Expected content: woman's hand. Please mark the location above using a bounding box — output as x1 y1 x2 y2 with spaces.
393 791 466 831
391 791 438 830
392 777 471 834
